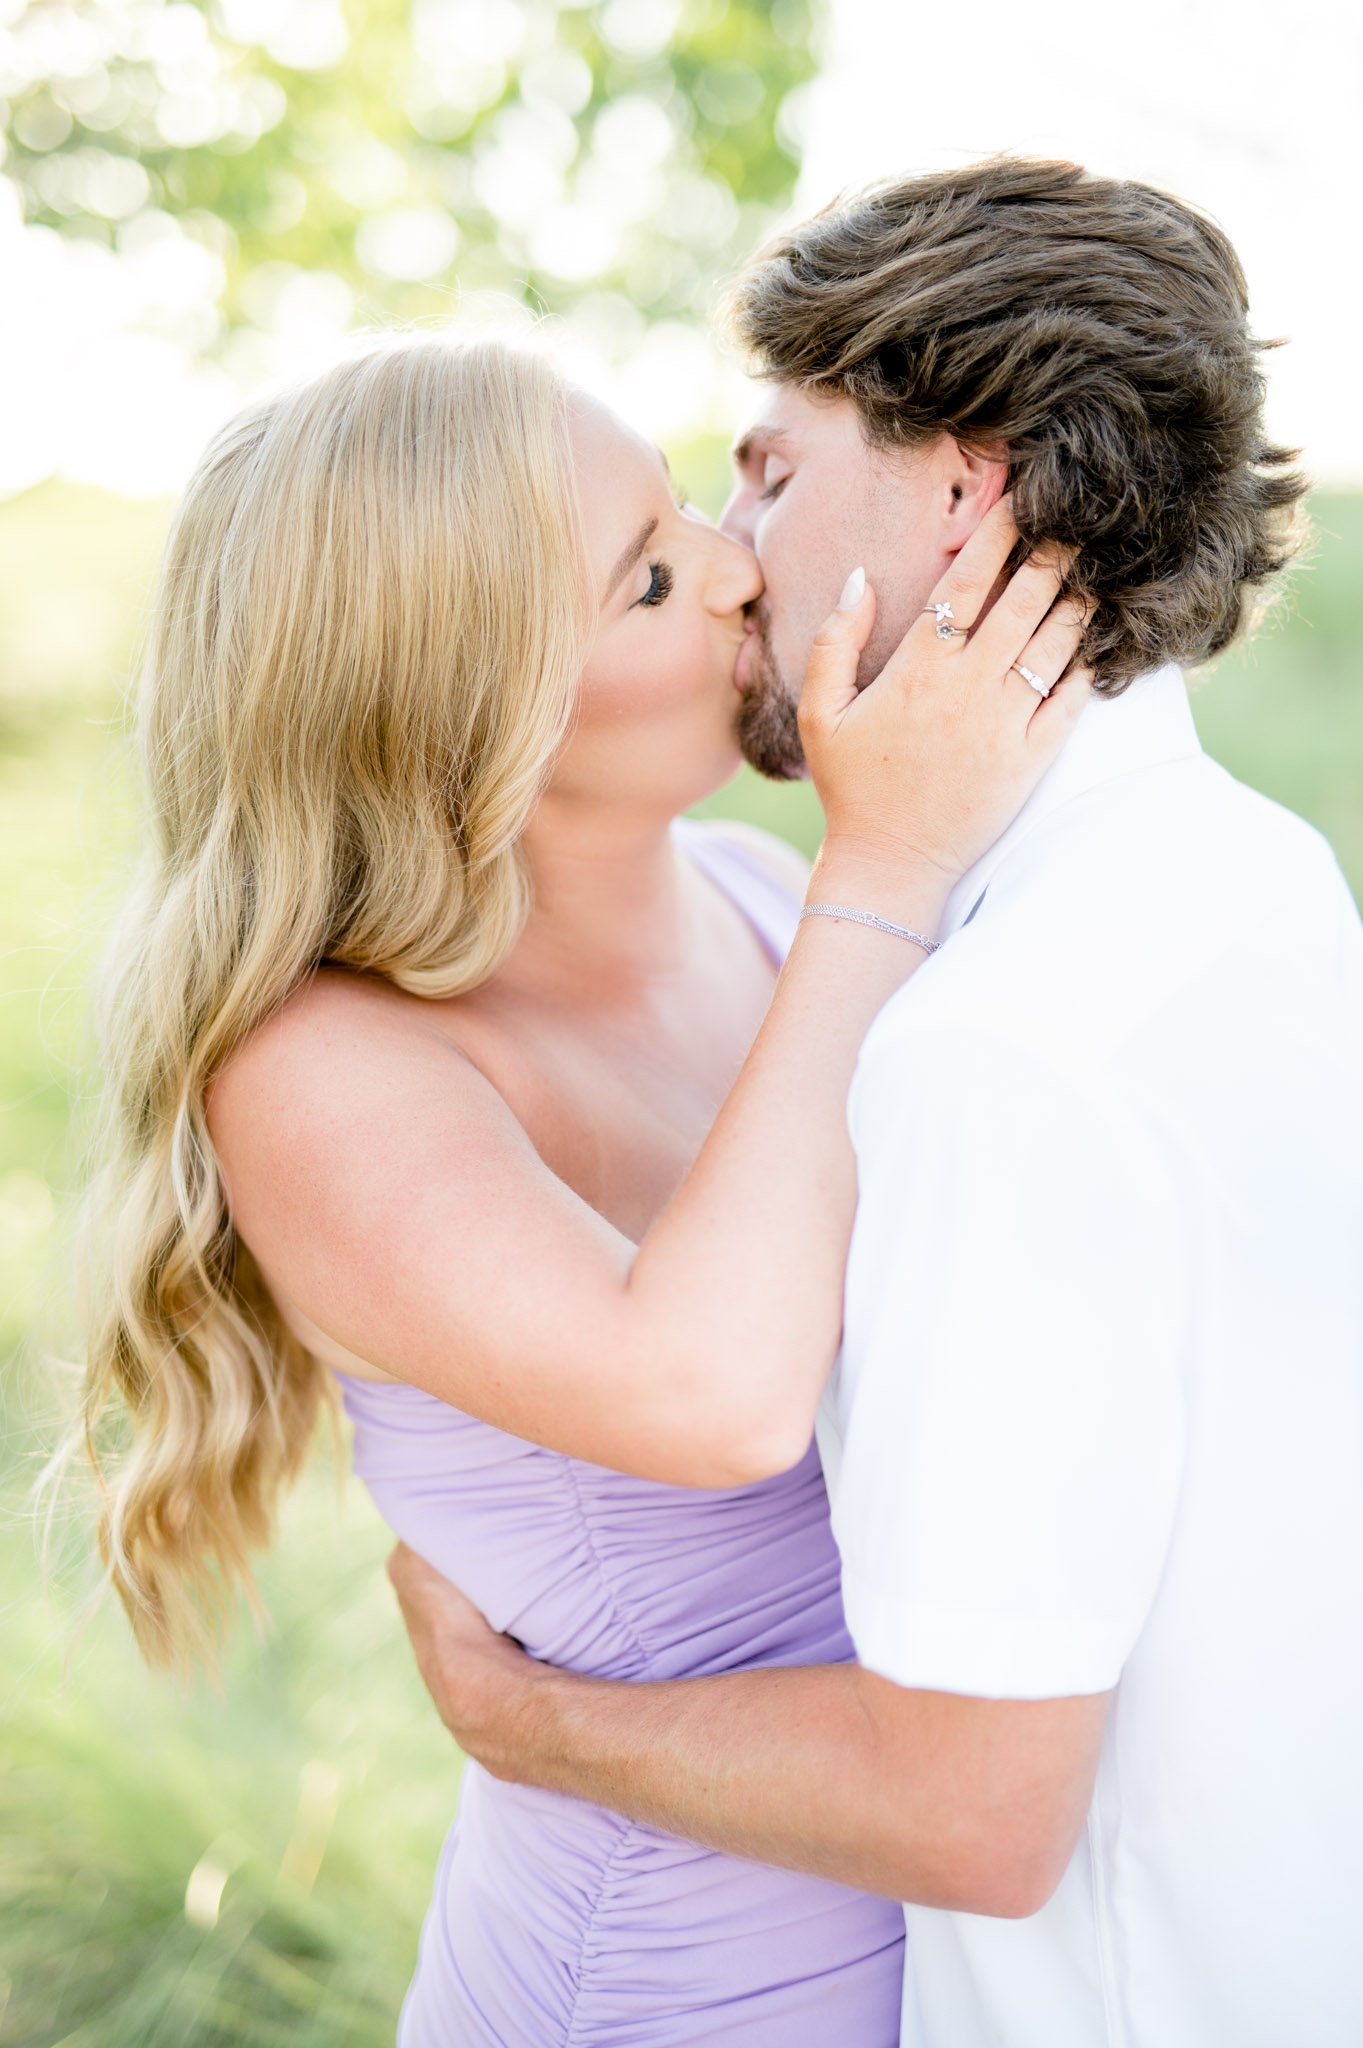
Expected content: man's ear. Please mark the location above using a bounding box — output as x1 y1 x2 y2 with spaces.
940 440 1008 554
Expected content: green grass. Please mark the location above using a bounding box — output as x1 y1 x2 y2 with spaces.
1 477 1361 2045
1 1457 455 2048
1186 495 1363 888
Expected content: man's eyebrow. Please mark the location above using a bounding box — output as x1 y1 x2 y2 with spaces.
731 425 789 468
605 516 657 601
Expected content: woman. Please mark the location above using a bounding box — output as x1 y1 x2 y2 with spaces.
79 335 1087 2043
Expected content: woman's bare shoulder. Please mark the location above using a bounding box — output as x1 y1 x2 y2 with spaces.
206 966 496 1193
206 967 556 1366
213 968 441 1100
210 976 460 1387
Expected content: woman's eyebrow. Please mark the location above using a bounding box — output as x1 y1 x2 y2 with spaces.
605 516 658 600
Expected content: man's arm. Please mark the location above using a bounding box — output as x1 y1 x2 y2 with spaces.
388 1545 1108 1918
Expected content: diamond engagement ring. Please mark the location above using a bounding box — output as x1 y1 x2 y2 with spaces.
923 601 968 640
1012 662 1053 697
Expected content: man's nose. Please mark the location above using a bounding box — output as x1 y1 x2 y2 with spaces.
719 485 755 550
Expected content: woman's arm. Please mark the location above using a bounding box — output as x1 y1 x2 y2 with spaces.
210 507 1088 1485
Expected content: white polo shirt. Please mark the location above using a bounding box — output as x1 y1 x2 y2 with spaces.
822 665 1363 2047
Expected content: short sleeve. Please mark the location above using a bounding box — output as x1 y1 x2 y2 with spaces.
832 1016 1186 1700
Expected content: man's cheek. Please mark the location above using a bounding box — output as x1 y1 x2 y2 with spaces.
757 563 812 680
778 602 826 693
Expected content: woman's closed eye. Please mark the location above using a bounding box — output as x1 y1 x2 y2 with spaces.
759 474 789 504
635 559 675 609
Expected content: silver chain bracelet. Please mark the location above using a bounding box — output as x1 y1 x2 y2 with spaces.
799 903 939 954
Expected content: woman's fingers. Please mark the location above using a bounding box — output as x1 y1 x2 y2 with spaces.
918 496 1023 638
969 548 1072 674
1028 664 1093 757
799 507 1094 884
911 501 1079 685
798 568 878 737
998 595 1090 713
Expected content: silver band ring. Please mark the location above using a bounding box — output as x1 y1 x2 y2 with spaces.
923 601 969 640
1012 662 1053 697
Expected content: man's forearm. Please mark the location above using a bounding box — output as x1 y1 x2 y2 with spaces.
390 1545 1107 1917
457 1647 1103 1915
495 1659 915 1892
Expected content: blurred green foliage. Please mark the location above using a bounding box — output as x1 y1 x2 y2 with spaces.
2 0 817 346
1189 496 1363 891
0 481 442 2047
2 1448 455 2046
1 470 1361 2046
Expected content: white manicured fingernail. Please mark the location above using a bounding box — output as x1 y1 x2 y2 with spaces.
836 567 865 610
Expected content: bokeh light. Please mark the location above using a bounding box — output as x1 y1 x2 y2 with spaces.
0 0 816 495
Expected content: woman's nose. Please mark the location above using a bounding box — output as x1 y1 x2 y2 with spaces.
706 523 763 615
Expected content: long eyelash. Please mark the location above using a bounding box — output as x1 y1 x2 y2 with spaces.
759 477 787 503
637 559 675 608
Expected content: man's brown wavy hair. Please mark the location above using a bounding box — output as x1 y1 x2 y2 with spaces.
724 157 1307 693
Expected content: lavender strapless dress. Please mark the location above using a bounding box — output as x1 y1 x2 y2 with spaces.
340 823 905 2046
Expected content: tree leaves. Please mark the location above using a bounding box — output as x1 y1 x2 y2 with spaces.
2 0 817 358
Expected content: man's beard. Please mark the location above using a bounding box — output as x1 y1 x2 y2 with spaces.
734 603 806 782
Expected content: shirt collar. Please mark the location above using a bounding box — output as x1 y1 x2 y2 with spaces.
941 663 1203 935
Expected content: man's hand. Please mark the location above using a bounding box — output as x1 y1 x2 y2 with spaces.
387 1542 540 1772
388 1540 1108 1916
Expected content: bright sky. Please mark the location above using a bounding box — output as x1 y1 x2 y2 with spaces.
2 0 1358 496
800 0 1363 486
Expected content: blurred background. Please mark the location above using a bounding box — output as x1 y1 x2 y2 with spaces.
2 1 1360 2041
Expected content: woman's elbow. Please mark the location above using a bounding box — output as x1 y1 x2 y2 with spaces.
649 1403 815 1491
914 1830 1080 1921
957 1855 1067 1921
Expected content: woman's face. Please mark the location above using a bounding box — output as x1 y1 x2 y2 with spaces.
546 390 764 816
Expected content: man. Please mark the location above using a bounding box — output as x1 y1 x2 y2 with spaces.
390 159 1363 2044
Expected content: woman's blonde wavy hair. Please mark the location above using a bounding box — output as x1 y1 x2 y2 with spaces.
74 333 593 1674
